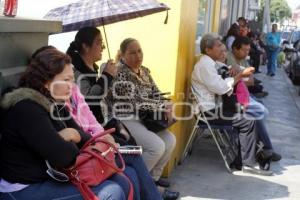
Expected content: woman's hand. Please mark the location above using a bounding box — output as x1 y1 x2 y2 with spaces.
103 59 117 77
101 134 119 148
164 103 174 123
58 128 81 143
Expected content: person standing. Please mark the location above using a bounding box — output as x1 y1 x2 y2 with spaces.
265 24 281 76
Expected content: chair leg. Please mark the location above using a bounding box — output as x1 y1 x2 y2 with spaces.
223 130 239 158
179 122 200 164
207 128 232 173
215 130 237 165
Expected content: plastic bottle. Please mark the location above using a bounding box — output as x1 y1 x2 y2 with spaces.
3 0 18 17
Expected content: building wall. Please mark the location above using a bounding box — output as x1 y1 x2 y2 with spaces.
94 0 199 175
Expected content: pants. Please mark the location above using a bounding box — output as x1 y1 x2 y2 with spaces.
266 47 279 75
122 120 176 181
250 53 261 72
0 177 127 200
245 97 273 150
123 155 162 200
204 110 257 166
123 166 140 200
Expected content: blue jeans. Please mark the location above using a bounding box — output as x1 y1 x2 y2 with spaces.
122 166 140 200
245 97 273 150
123 155 162 200
0 179 126 200
266 47 279 75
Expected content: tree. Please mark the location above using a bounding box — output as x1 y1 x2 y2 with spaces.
258 0 292 23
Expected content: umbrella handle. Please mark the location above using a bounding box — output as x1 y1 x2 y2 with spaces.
102 24 111 60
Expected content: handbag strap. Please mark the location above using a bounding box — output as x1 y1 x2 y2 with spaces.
82 140 125 172
81 128 115 150
73 172 134 200
72 180 99 200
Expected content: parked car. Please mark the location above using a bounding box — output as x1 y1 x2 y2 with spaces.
283 44 300 84
289 51 300 85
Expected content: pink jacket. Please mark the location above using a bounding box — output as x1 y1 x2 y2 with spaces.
66 85 104 135
236 80 250 107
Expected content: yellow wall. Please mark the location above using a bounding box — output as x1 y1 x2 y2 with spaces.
164 0 199 174
99 0 221 176
99 0 181 94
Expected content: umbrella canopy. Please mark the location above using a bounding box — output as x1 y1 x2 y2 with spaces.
44 0 169 33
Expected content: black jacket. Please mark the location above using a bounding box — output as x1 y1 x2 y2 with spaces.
0 88 91 184
69 51 113 124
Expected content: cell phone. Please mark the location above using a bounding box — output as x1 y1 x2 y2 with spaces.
118 145 143 155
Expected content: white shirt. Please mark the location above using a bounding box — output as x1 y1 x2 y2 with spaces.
191 55 234 112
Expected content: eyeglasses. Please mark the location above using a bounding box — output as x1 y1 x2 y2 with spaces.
45 160 69 182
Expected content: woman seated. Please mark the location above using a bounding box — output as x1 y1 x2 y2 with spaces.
0 48 130 200
107 38 179 198
67 27 178 199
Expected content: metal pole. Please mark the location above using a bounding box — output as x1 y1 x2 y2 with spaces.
102 24 111 60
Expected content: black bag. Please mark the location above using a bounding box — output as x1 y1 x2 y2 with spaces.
104 118 137 146
217 66 239 115
139 110 177 133
139 92 177 133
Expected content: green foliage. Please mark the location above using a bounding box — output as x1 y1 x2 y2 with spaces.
258 0 292 23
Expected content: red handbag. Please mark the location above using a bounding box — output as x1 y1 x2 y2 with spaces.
65 128 133 200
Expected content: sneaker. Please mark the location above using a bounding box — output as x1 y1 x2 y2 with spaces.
162 189 180 200
272 152 282 162
242 165 273 176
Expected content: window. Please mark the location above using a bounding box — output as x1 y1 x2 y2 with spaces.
195 0 208 54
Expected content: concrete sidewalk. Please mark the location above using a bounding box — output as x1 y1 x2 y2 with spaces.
170 66 300 200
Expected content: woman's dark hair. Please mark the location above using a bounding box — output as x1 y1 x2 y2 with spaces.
66 26 100 55
120 38 137 54
31 45 56 59
231 36 251 50
19 48 72 98
224 25 240 41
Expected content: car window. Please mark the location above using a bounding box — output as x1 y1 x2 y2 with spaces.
292 31 300 44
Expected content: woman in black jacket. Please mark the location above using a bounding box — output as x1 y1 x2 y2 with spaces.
0 48 128 200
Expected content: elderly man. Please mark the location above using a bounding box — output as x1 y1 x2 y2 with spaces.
191 33 273 176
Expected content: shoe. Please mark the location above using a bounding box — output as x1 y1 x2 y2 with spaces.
270 73 275 77
162 189 180 200
254 78 262 84
271 152 282 162
242 165 273 176
254 70 262 74
155 178 171 188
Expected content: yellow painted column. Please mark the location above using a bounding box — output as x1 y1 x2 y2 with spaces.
163 0 199 175
212 0 221 33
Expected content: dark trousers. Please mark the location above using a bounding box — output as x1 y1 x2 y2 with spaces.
204 109 257 166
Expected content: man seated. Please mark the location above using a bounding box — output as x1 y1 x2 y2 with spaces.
226 36 268 98
218 43 281 163
191 33 273 176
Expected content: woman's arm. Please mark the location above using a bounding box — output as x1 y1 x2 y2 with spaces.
75 69 114 98
14 100 80 168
